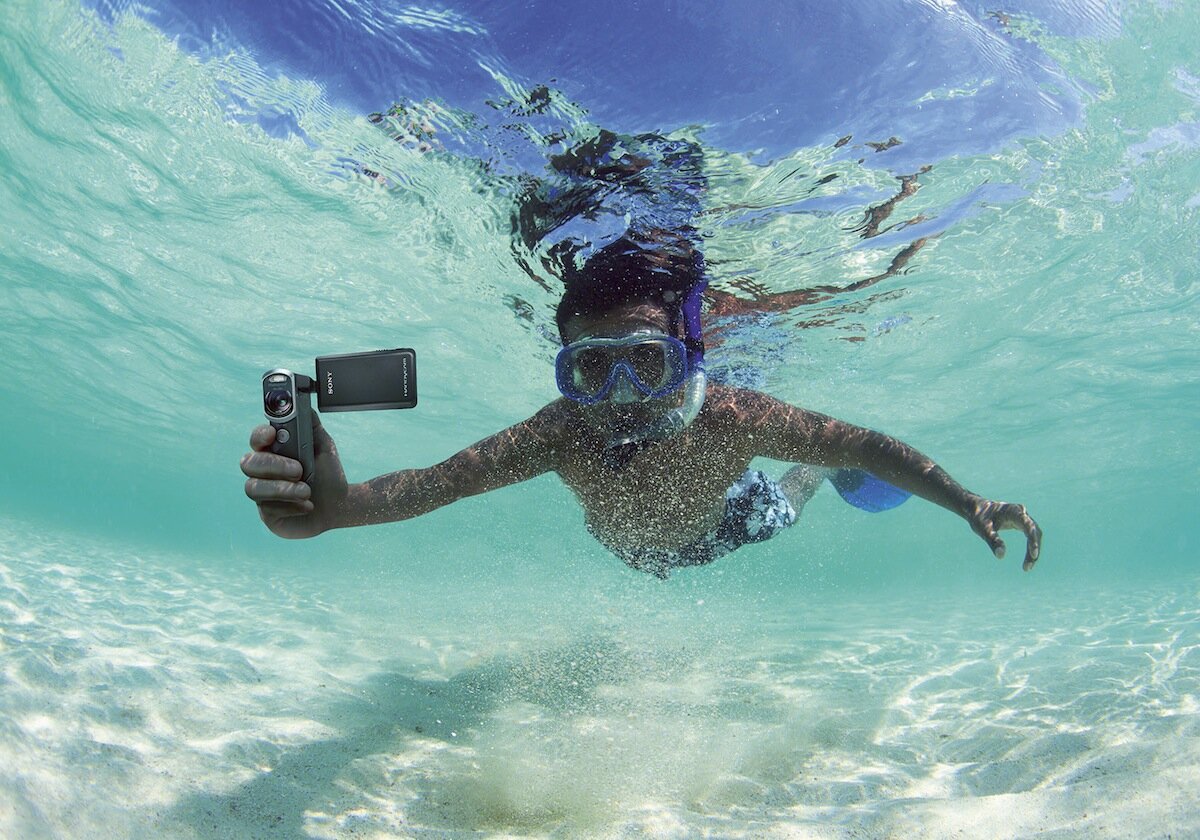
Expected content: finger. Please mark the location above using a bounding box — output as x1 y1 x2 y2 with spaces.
994 503 1041 571
244 477 312 503
979 522 1006 559
1022 513 1043 571
257 500 315 521
250 424 277 451
240 451 303 480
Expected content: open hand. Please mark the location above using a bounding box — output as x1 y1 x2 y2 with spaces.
965 496 1043 571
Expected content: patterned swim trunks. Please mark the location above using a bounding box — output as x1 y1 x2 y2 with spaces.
610 469 798 579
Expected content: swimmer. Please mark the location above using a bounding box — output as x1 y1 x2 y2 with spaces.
240 268 1042 579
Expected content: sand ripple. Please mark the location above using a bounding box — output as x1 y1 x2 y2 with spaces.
1 522 1197 838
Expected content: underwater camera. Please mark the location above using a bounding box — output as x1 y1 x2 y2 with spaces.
262 349 418 482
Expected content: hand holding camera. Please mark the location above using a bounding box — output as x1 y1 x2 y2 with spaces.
241 349 417 539
242 412 349 539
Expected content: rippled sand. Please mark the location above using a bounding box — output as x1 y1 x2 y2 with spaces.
1 521 1196 838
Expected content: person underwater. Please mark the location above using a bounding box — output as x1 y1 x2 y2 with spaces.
241 248 1042 579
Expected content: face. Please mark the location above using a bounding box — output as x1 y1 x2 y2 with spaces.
561 302 686 433
563 301 671 343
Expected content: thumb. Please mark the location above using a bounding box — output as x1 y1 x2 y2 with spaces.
312 410 333 451
985 527 1006 559
309 411 348 485
974 516 1006 558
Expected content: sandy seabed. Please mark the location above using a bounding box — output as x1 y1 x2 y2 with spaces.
1 520 1197 839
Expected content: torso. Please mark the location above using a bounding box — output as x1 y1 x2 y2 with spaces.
551 387 757 552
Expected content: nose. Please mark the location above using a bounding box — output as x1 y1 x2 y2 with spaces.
606 366 642 404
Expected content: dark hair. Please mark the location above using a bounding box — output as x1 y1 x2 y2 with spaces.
555 233 703 341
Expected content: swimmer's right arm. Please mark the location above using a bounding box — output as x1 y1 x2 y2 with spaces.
335 407 562 530
240 413 349 539
241 407 563 539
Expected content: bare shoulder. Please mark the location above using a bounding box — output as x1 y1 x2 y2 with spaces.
507 398 616 463
498 399 584 451
524 399 584 437
700 384 837 461
703 384 807 426
439 399 581 482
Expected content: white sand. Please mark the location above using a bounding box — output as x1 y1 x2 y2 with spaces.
1 520 1197 838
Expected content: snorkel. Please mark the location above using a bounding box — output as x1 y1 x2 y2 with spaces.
632 279 707 439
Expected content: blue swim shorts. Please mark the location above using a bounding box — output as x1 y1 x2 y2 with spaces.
614 469 798 579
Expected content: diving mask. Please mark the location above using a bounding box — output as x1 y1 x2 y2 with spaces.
555 333 689 405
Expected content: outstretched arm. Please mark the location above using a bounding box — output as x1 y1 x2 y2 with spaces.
722 389 1043 570
242 404 564 538
333 405 564 529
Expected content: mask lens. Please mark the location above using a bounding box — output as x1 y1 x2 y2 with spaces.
624 343 668 388
556 334 688 404
574 348 614 394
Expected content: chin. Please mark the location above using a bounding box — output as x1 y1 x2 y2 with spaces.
586 401 667 432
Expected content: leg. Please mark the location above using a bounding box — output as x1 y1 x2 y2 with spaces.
779 465 831 514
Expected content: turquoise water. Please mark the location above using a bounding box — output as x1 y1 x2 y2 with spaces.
2 0 1199 836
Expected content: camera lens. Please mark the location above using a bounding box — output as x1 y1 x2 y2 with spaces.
264 388 294 418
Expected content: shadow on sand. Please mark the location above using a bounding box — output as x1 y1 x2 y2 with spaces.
165 635 644 838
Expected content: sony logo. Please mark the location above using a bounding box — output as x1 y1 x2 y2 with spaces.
326 371 334 395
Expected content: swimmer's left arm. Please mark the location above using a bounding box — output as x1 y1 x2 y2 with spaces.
724 389 1043 570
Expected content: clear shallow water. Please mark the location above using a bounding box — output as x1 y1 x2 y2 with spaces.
2 0 1199 836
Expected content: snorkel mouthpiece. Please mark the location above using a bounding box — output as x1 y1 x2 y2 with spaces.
600 364 706 469
604 363 705 445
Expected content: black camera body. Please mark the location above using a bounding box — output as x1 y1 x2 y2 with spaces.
262 348 417 483
262 369 316 482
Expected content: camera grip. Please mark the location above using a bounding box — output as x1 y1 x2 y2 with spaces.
270 413 314 484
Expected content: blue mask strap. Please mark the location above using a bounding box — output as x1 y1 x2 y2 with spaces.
677 275 707 369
